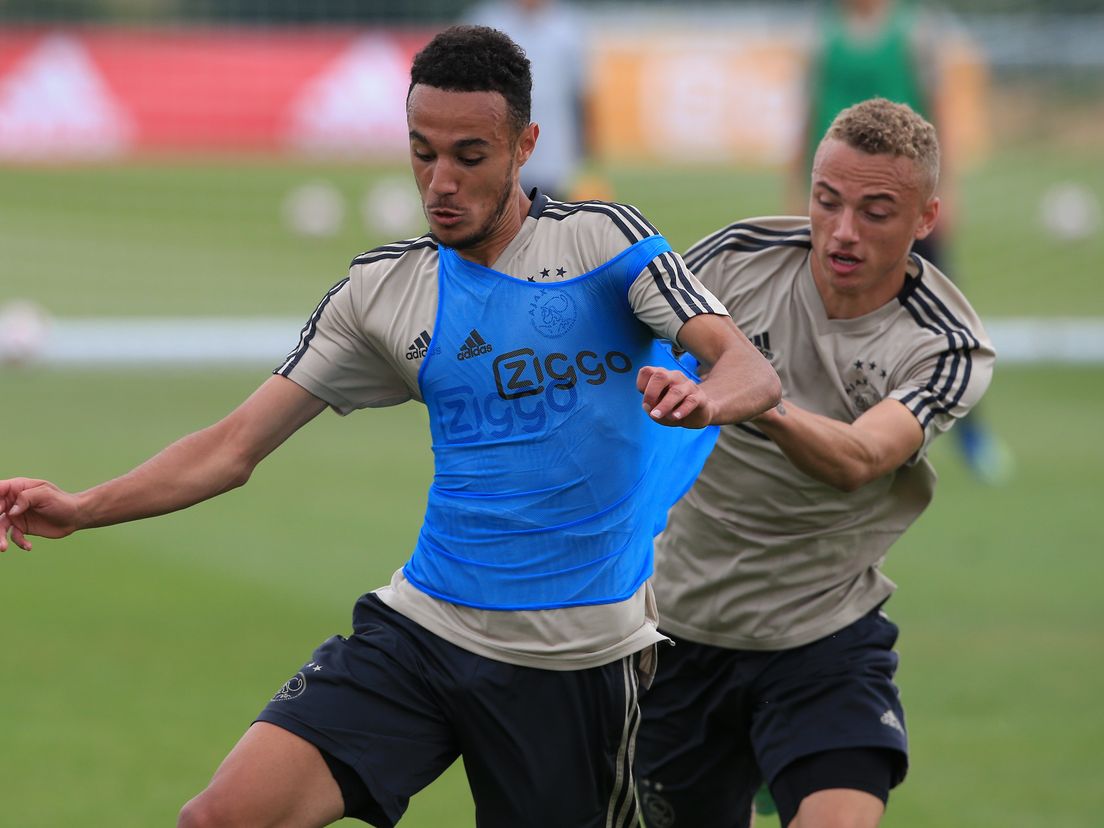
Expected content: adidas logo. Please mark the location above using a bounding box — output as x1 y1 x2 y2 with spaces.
286 35 410 153
880 709 904 734
0 34 133 160
405 330 433 361
751 331 775 361
457 329 493 360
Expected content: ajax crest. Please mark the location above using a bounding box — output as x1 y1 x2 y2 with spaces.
844 358 887 413
272 672 307 701
529 289 577 338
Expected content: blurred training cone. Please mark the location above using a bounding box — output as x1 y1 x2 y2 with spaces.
1039 181 1102 241
0 299 52 365
362 176 423 240
282 181 346 238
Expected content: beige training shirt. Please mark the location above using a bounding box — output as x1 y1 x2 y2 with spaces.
277 193 728 673
654 216 995 651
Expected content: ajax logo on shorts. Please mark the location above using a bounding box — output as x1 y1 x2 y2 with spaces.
272 672 307 701
271 662 322 701
638 779 676 828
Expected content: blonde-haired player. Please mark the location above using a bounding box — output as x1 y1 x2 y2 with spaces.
636 98 995 828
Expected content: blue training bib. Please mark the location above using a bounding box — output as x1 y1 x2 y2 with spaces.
403 236 718 610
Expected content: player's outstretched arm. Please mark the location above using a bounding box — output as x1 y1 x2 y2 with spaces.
0 375 326 552
638 314 781 429
753 397 924 492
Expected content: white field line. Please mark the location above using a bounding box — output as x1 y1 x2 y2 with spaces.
3 316 1104 367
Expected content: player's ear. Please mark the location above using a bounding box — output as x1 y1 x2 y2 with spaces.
915 195 940 241
516 122 538 166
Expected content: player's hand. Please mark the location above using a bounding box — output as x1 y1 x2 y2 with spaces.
0 478 79 552
637 366 716 429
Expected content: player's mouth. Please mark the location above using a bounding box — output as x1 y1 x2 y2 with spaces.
828 252 862 275
428 206 464 228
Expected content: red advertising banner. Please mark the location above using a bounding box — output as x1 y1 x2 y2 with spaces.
0 26 987 165
0 27 432 160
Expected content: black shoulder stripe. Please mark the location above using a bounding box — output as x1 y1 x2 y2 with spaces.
896 284 980 426
899 361 969 428
276 277 350 376
543 202 640 243
541 200 655 244
897 345 965 427
911 289 976 418
654 251 710 316
685 224 811 272
647 259 691 324
618 201 660 236
685 238 812 273
723 221 812 237
545 200 651 241
686 221 811 251
915 281 981 350
897 274 981 346
350 236 437 268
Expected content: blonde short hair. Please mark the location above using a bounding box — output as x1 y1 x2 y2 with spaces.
823 97 941 196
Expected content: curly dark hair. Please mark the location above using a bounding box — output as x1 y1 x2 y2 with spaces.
408 25 532 135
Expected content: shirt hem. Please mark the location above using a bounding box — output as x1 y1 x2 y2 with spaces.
658 586 895 651
374 585 667 671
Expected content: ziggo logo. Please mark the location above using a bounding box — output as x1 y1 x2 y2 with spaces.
435 348 634 442
492 347 633 400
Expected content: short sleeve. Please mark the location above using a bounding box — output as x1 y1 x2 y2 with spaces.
275 277 413 415
627 250 729 345
889 335 995 459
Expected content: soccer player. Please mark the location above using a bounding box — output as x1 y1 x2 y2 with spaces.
634 98 995 828
0 26 780 828
788 0 1012 484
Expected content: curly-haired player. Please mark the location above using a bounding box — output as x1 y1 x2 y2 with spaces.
0 26 779 828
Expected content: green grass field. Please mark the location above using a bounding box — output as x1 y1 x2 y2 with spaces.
2 146 1102 319
2 149 1103 826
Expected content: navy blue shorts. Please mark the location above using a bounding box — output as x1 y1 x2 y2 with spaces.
635 607 908 828
256 593 642 828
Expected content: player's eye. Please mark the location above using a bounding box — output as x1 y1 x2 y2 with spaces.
459 156 485 167
412 150 433 162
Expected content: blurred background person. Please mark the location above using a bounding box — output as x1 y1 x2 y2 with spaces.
464 0 590 200
788 0 1014 486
